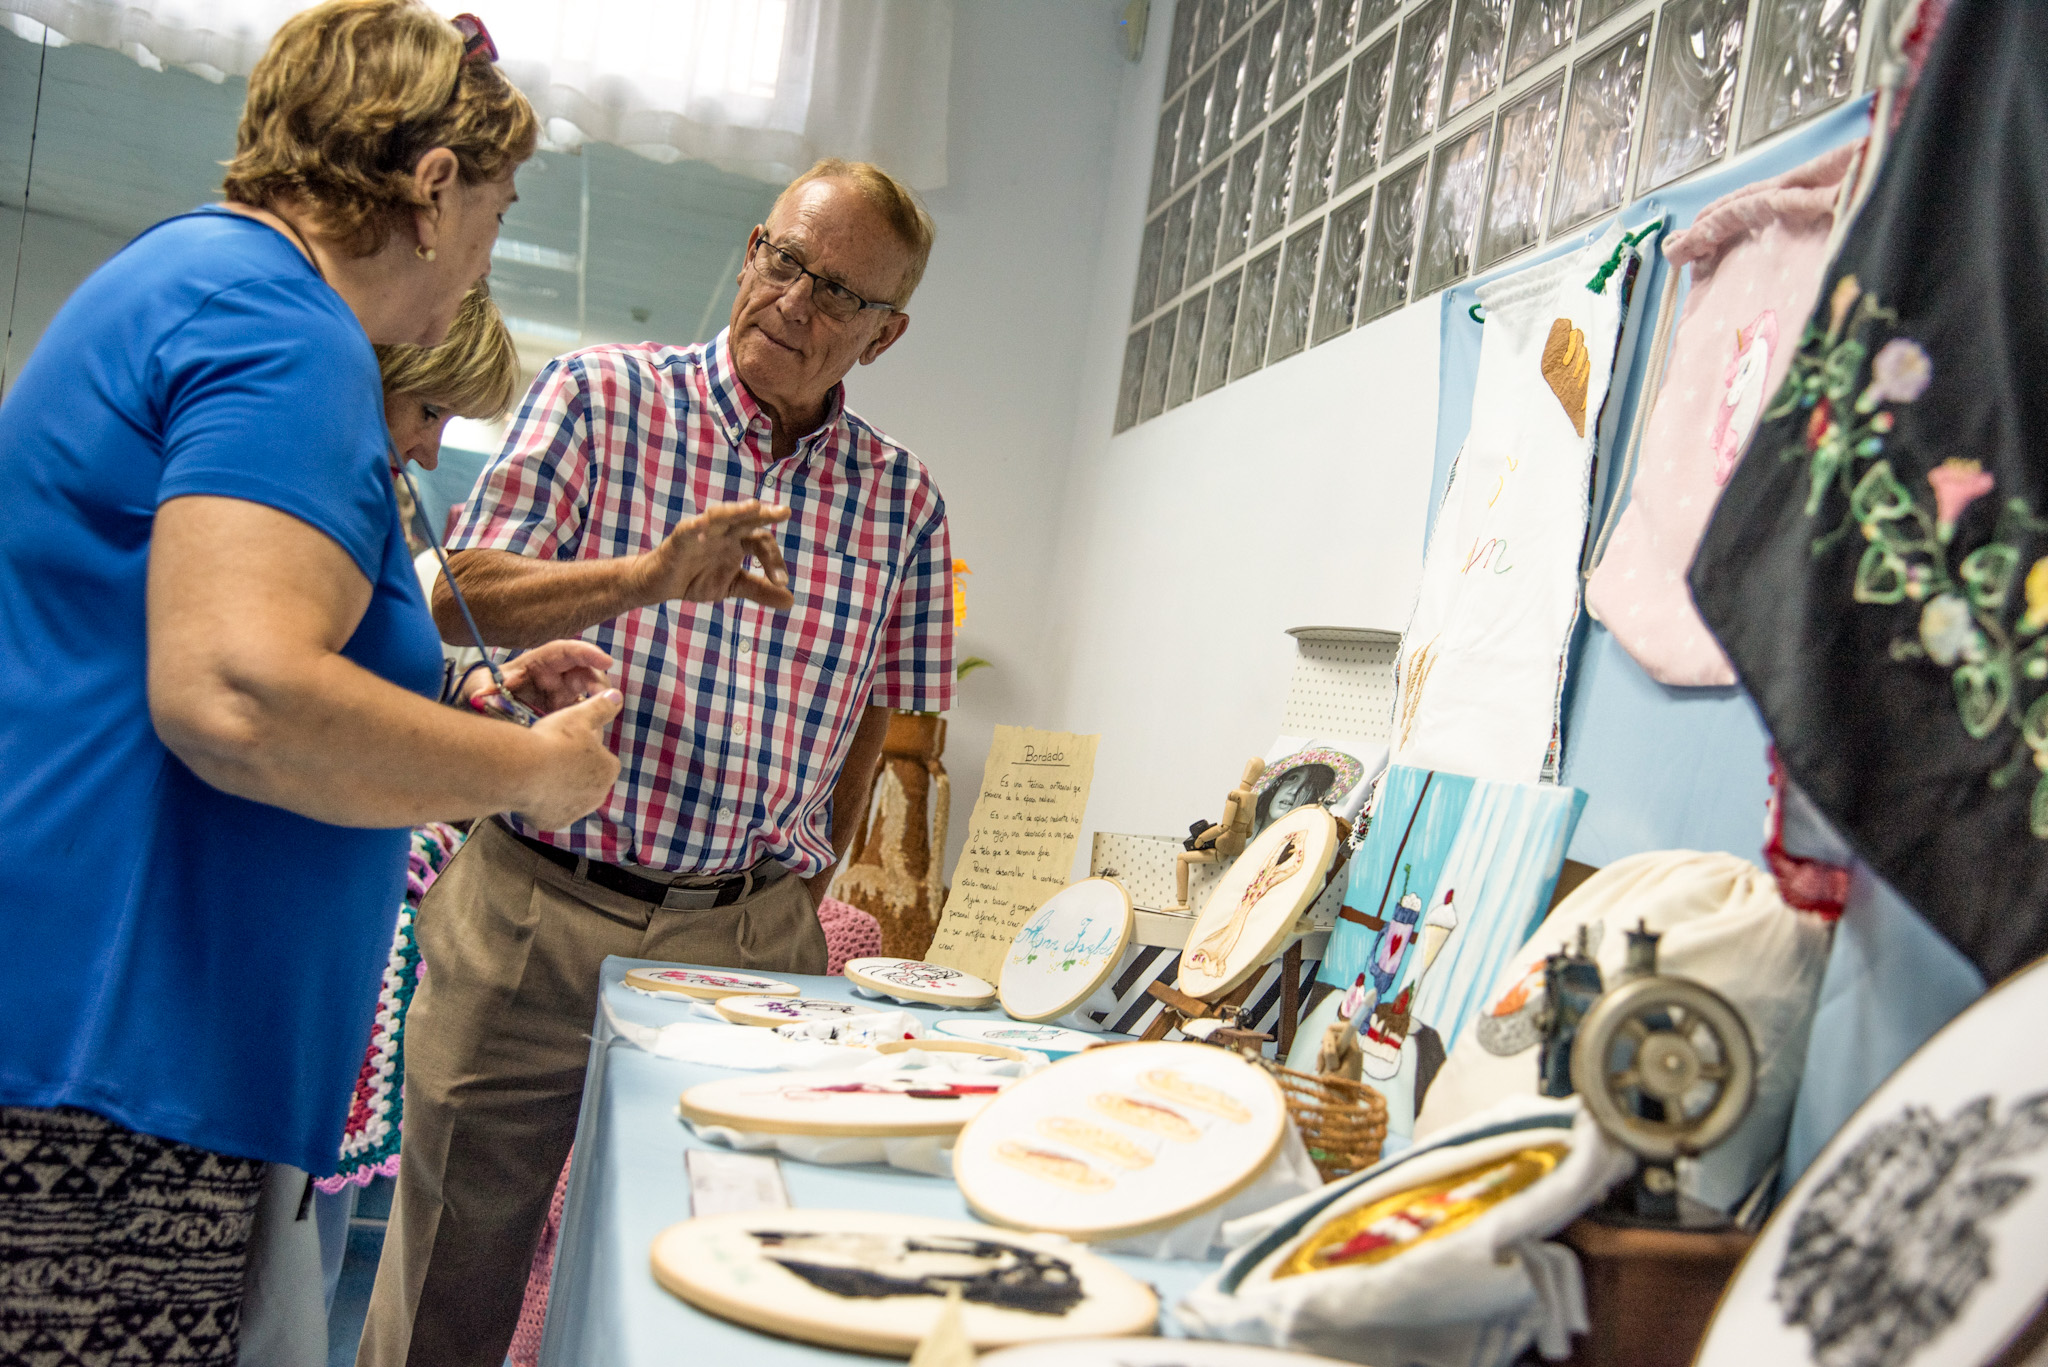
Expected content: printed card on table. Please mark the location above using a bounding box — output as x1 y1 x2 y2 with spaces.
926 725 1100 983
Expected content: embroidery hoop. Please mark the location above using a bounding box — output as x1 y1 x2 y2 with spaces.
679 1068 1004 1138
845 956 999 1008
979 1338 1362 1366
876 1037 1032 1064
953 1041 1287 1242
623 966 799 1001
935 1019 1106 1058
1253 747 1367 807
998 878 1135 1023
1694 954 2048 1367
650 1209 1159 1355
712 995 887 1027
1176 806 1339 1001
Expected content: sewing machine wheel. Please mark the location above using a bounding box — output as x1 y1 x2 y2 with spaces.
1570 975 1756 1161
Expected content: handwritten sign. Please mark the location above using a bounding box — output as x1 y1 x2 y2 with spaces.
925 725 1100 983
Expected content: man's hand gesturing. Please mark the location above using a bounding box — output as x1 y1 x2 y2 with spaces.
636 499 795 610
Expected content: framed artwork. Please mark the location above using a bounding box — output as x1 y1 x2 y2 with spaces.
936 1020 1106 1059
622 967 798 1001
953 1042 1287 1241
1695 956 2048 1367
981 1339 1360 1366
1000 878 1135 1023
679 1068 1004 1139
651 1210 1158 1355
1178 806 1340 1001
1319 765 1584 1145
1251 733 1387 836
712 995 887 1028
845 957 999 1008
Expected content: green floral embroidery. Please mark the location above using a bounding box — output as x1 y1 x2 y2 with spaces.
1771 275 2048 835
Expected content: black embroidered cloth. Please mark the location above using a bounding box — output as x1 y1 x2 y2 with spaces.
1691 0 2048 984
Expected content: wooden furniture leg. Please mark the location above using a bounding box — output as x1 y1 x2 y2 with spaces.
1277 940 1302 1059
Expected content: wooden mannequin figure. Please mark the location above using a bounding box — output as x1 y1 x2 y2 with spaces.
1315 973 1367 1081
1162 756 1268 915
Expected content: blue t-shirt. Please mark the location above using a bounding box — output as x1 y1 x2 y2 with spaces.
0 208 444 1172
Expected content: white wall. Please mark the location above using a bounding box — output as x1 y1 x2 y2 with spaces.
854 0 1444 882
1026 0 1440 865
837 2 1131 875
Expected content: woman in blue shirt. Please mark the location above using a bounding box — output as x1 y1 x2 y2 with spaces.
0 4 746 1360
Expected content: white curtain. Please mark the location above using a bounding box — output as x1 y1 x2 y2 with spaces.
0 0 952 187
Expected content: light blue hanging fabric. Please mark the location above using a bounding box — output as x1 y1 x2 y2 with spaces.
1422 93 1984 1194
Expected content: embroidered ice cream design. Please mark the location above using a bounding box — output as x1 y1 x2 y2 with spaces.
1540 318 1591 437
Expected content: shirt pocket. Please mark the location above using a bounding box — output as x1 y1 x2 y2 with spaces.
780 537 900 682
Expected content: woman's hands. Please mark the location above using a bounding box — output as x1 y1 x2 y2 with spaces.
457 640 620 827
461 639 614 715
519 688 626 828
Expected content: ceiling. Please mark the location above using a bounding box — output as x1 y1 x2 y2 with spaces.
0 23 779 379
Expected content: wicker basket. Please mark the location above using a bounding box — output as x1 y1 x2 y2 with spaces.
1271 1065 1388 1182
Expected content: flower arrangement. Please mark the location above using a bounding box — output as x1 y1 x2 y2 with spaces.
952 558 990 683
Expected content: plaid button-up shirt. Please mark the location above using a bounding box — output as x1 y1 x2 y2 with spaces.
448 331 954 875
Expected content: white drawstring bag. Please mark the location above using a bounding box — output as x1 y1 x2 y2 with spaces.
1412 850 1832 1211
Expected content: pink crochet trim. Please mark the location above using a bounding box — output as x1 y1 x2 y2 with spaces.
508 1149 573 1367
312 1153 401 1197
815 896 881 975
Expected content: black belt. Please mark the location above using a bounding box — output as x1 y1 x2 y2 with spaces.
499 819 787 910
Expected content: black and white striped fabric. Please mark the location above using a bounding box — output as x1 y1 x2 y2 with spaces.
1082 945 1332 1044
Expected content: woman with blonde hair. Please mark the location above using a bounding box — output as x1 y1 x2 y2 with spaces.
0 3 780 1357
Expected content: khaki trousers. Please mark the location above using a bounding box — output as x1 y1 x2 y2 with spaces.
356 819 827 1367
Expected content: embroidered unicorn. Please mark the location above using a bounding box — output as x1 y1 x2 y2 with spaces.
1710 310 1779 486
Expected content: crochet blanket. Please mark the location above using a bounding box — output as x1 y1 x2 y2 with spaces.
315 823 465 1194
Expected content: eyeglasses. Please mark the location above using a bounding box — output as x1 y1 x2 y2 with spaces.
452 13 498 63
749 234 898 324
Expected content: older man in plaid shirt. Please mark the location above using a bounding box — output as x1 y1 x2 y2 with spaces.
359 160 953 1367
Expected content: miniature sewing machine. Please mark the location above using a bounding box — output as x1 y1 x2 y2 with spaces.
1546 923 1762 1367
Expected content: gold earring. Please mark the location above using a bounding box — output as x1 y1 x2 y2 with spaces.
416 245 436 262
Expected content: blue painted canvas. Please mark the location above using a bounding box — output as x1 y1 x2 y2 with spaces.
1321 766 1585 1143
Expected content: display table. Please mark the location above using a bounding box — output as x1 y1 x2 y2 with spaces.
536 956 1225 1365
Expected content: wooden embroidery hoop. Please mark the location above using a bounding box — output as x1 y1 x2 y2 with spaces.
875 1036 1032 1064
623 966 800 1001
1142 807 1340 1050
844 956 999 1008
678 1071 1000 1139
979 1338 1363 1366
712 995 886 1027
998 877 1135 1024
1693 952 2048 1367
935 1019 1106 1058
650 1209 1160 1355
1176 806 1338 1001
952 1041 1288 1242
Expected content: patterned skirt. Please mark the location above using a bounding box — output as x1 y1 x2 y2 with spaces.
0 1106 265 1366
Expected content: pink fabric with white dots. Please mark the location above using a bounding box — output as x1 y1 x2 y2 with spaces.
1586 142 1860 686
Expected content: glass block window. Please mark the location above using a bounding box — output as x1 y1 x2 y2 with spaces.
1118 0 1875 431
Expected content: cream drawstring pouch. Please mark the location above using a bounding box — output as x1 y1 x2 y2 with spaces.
1179 1098 1635 1367
1412 849 1833 1211
1390 227 1631 785
1584 144 1858 685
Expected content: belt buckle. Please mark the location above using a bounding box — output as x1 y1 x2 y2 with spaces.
660 883 722 911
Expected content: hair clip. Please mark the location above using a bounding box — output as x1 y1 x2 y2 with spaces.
452 13 498 63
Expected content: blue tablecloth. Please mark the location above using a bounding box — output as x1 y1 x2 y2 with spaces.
536 957 1225 1365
